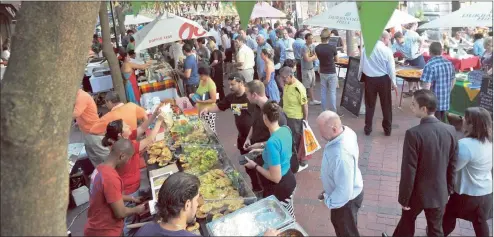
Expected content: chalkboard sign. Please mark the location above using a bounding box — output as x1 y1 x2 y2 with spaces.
477 75 493 116
340 57 363 117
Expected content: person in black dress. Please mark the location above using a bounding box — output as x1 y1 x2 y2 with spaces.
210 49 225 100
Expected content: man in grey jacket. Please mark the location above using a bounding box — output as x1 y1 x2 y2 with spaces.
316 111 364 237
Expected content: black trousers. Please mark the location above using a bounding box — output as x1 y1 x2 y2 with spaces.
331 191 364 237
261 170 296 201
363 74 392 134
287 118 303 167
296 60 302 81
237 135 248 155
443 192 493 237
393 202 445 237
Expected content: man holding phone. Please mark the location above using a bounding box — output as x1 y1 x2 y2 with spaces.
243 80 287 195
200 72 254 155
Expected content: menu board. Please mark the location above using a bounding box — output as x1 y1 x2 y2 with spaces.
477 75 493 116
340 57 363 117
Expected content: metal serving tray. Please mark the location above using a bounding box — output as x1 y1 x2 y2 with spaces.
206 196 293 236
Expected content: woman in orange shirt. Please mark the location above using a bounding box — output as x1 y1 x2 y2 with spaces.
102 107 165 236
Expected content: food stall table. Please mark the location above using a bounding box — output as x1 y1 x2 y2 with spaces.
422 53 481 72
448 73 481 116
396 66 423 107
335 56 349 79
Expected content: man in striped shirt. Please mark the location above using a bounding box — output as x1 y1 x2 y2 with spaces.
420 42 456 122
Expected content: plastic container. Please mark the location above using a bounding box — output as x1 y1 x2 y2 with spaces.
71 186 90 206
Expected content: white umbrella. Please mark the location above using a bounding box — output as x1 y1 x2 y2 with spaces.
133 13 211 52
124 14 154 25
250 2 287 19
303 2 419 31
418 2 492 29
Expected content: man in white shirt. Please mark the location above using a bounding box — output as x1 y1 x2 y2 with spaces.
234 35 255 83
360 31 397 136
169 40 184 69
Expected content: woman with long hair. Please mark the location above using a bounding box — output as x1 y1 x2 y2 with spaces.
260 48 280 103
121 52 152 104
244 101 296 216
101 107 165 236
442 107 493 237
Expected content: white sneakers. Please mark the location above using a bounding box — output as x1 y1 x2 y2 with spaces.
309 100 321 105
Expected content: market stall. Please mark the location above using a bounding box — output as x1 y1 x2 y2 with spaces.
448 72 482 116
129 99 309 236
422 52 481 72
138 61 180 107
395 66 422 108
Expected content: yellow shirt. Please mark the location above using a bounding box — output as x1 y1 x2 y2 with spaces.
195 78 217 112
283 80 308 119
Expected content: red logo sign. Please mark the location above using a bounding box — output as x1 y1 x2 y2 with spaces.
178 22 207 40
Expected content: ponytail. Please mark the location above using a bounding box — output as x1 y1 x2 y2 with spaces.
102 119 124 147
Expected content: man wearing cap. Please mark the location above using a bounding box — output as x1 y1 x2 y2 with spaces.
200 73 254 155
360 31 397 136
234 35 256 83
280 66 309 172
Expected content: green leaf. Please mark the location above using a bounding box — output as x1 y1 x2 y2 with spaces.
235 1 256 31
357 1 398 57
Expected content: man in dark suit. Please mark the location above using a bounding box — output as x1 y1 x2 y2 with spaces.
383 89 457 237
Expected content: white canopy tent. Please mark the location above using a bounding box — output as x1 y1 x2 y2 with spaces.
124 14 154 25
418 2 492 29
303 2 420 31
251 2 286 19
133 13 211 52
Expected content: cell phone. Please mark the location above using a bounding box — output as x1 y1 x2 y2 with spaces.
238 156 248 165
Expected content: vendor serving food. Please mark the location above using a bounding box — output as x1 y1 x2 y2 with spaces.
102 106 166 236
135 172 280 236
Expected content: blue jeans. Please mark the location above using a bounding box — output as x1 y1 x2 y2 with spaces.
406 55 426 69
123 189 140 236
320 73 338 112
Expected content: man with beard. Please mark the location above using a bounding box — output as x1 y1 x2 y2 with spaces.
135 172 280 236
200 73 254 155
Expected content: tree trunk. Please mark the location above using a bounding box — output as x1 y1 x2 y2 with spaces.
100 1 127 103
346 30 356 57
451 1 461 36
0 2 99 235
115 4 127 42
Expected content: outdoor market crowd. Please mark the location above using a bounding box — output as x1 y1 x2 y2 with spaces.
75 16 493 237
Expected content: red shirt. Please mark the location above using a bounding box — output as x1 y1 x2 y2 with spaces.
117 130 141 195
84 165 124 236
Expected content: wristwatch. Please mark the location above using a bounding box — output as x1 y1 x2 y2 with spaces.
261 143 265 149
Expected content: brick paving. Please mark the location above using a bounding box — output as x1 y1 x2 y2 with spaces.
67 76 493 236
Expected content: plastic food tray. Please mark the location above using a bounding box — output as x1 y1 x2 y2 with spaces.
206 196 293 236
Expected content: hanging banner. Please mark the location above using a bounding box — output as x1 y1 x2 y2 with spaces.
235 1 256 30
357 1 398 57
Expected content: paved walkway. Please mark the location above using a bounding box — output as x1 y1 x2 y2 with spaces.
67 77 492 236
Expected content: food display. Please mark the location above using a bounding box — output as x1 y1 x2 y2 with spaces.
397 69 422 78
277 223 309 237
180 146 219 175
146 142 173 167
150 171 173 201
337 58 349 65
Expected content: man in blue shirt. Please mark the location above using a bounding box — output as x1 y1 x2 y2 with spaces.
316 111 364 237
269 22 280 47
420 42 455 122
293 31 306 82
178 43 199 95
256 35 273 79
259 23 270 43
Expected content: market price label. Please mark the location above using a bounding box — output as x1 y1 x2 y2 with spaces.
340 57 363 117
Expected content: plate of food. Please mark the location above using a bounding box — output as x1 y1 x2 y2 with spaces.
397 69 422 78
